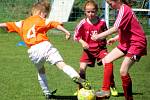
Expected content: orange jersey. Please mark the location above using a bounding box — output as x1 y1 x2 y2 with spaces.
6 15 61 47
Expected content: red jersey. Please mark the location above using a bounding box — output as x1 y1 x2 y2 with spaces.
114 4 147 55
74 17 107 51
6 15 61 47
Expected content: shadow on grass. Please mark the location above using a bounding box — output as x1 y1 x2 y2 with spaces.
47 92 143 100
48 95 77 100
117 92 143 97
49 95 108 100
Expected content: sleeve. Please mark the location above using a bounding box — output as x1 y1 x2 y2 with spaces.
114 6 124 29
114 5 132 30
46 21 62 29
74 22 84 41
6 21 23 33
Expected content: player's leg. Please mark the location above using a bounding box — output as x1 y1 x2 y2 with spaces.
45 46 91 89
97 49 118 96
120 55 136 100
73 62 87 95
36 64 56 99
37 66 49 94
27 43 52 98
78 62 87 89
56 61 91 89
28 41 57 99
45 46 79 79
96 47 124 98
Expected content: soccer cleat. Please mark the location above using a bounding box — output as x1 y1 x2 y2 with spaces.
110 87 118 96
44 89 57 100
72 77 91 90
44 92 53 100
96 90 110 99
81 80 91 90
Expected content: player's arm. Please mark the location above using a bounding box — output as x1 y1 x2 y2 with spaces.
91 26 118 41
56 25 71 40
0 23 7 28
79 39 89 49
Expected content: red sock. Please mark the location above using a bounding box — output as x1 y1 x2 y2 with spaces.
102 63 113 91
121 74 133 100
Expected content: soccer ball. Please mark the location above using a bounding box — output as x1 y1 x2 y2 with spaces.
77 88 96 100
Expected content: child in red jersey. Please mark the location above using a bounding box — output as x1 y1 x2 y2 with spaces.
74 0 118 97
0 1 91 99
92 0 147 100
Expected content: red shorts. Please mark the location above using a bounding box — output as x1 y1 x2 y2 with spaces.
80 49 108 67
117 46 142 62
117 43 147 56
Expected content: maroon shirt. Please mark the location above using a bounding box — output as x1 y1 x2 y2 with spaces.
114 4 147 55
74 17 107 51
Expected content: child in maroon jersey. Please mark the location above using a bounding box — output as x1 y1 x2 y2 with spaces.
91 0 147 100
74 0 118 97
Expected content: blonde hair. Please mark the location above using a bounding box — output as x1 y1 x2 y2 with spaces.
84 0 98 11
31 1 50 16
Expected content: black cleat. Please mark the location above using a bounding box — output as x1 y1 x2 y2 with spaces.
44 89 57 100
72 77 91 90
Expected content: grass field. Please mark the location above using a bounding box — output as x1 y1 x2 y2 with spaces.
0 27 149 100
0 0 150 100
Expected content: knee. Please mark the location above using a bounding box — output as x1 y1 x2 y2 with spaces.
120 69 128 76
102 57 111 65
80 63 87 71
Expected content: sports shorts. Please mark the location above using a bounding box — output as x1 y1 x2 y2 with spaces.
117 46 142 62
80 49 108 67
28 41 63 70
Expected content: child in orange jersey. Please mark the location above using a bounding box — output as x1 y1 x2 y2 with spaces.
0 1 91 99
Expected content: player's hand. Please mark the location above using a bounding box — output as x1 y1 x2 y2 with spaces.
107 38 116 45
65 34 71 40
91 33 99 41
82 42 89 49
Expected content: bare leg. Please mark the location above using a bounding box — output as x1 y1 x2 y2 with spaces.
56 61 91 89
120 57 135 100
79 62 87 89
101 47 124 90
96 47 124 98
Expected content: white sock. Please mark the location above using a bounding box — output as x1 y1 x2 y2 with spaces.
62 65 79 78
38 73 50 94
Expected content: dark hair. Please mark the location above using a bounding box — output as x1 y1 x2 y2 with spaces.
84 0 98 11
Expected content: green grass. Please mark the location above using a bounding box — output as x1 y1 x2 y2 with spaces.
0 0 150 99
0 28 150 100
